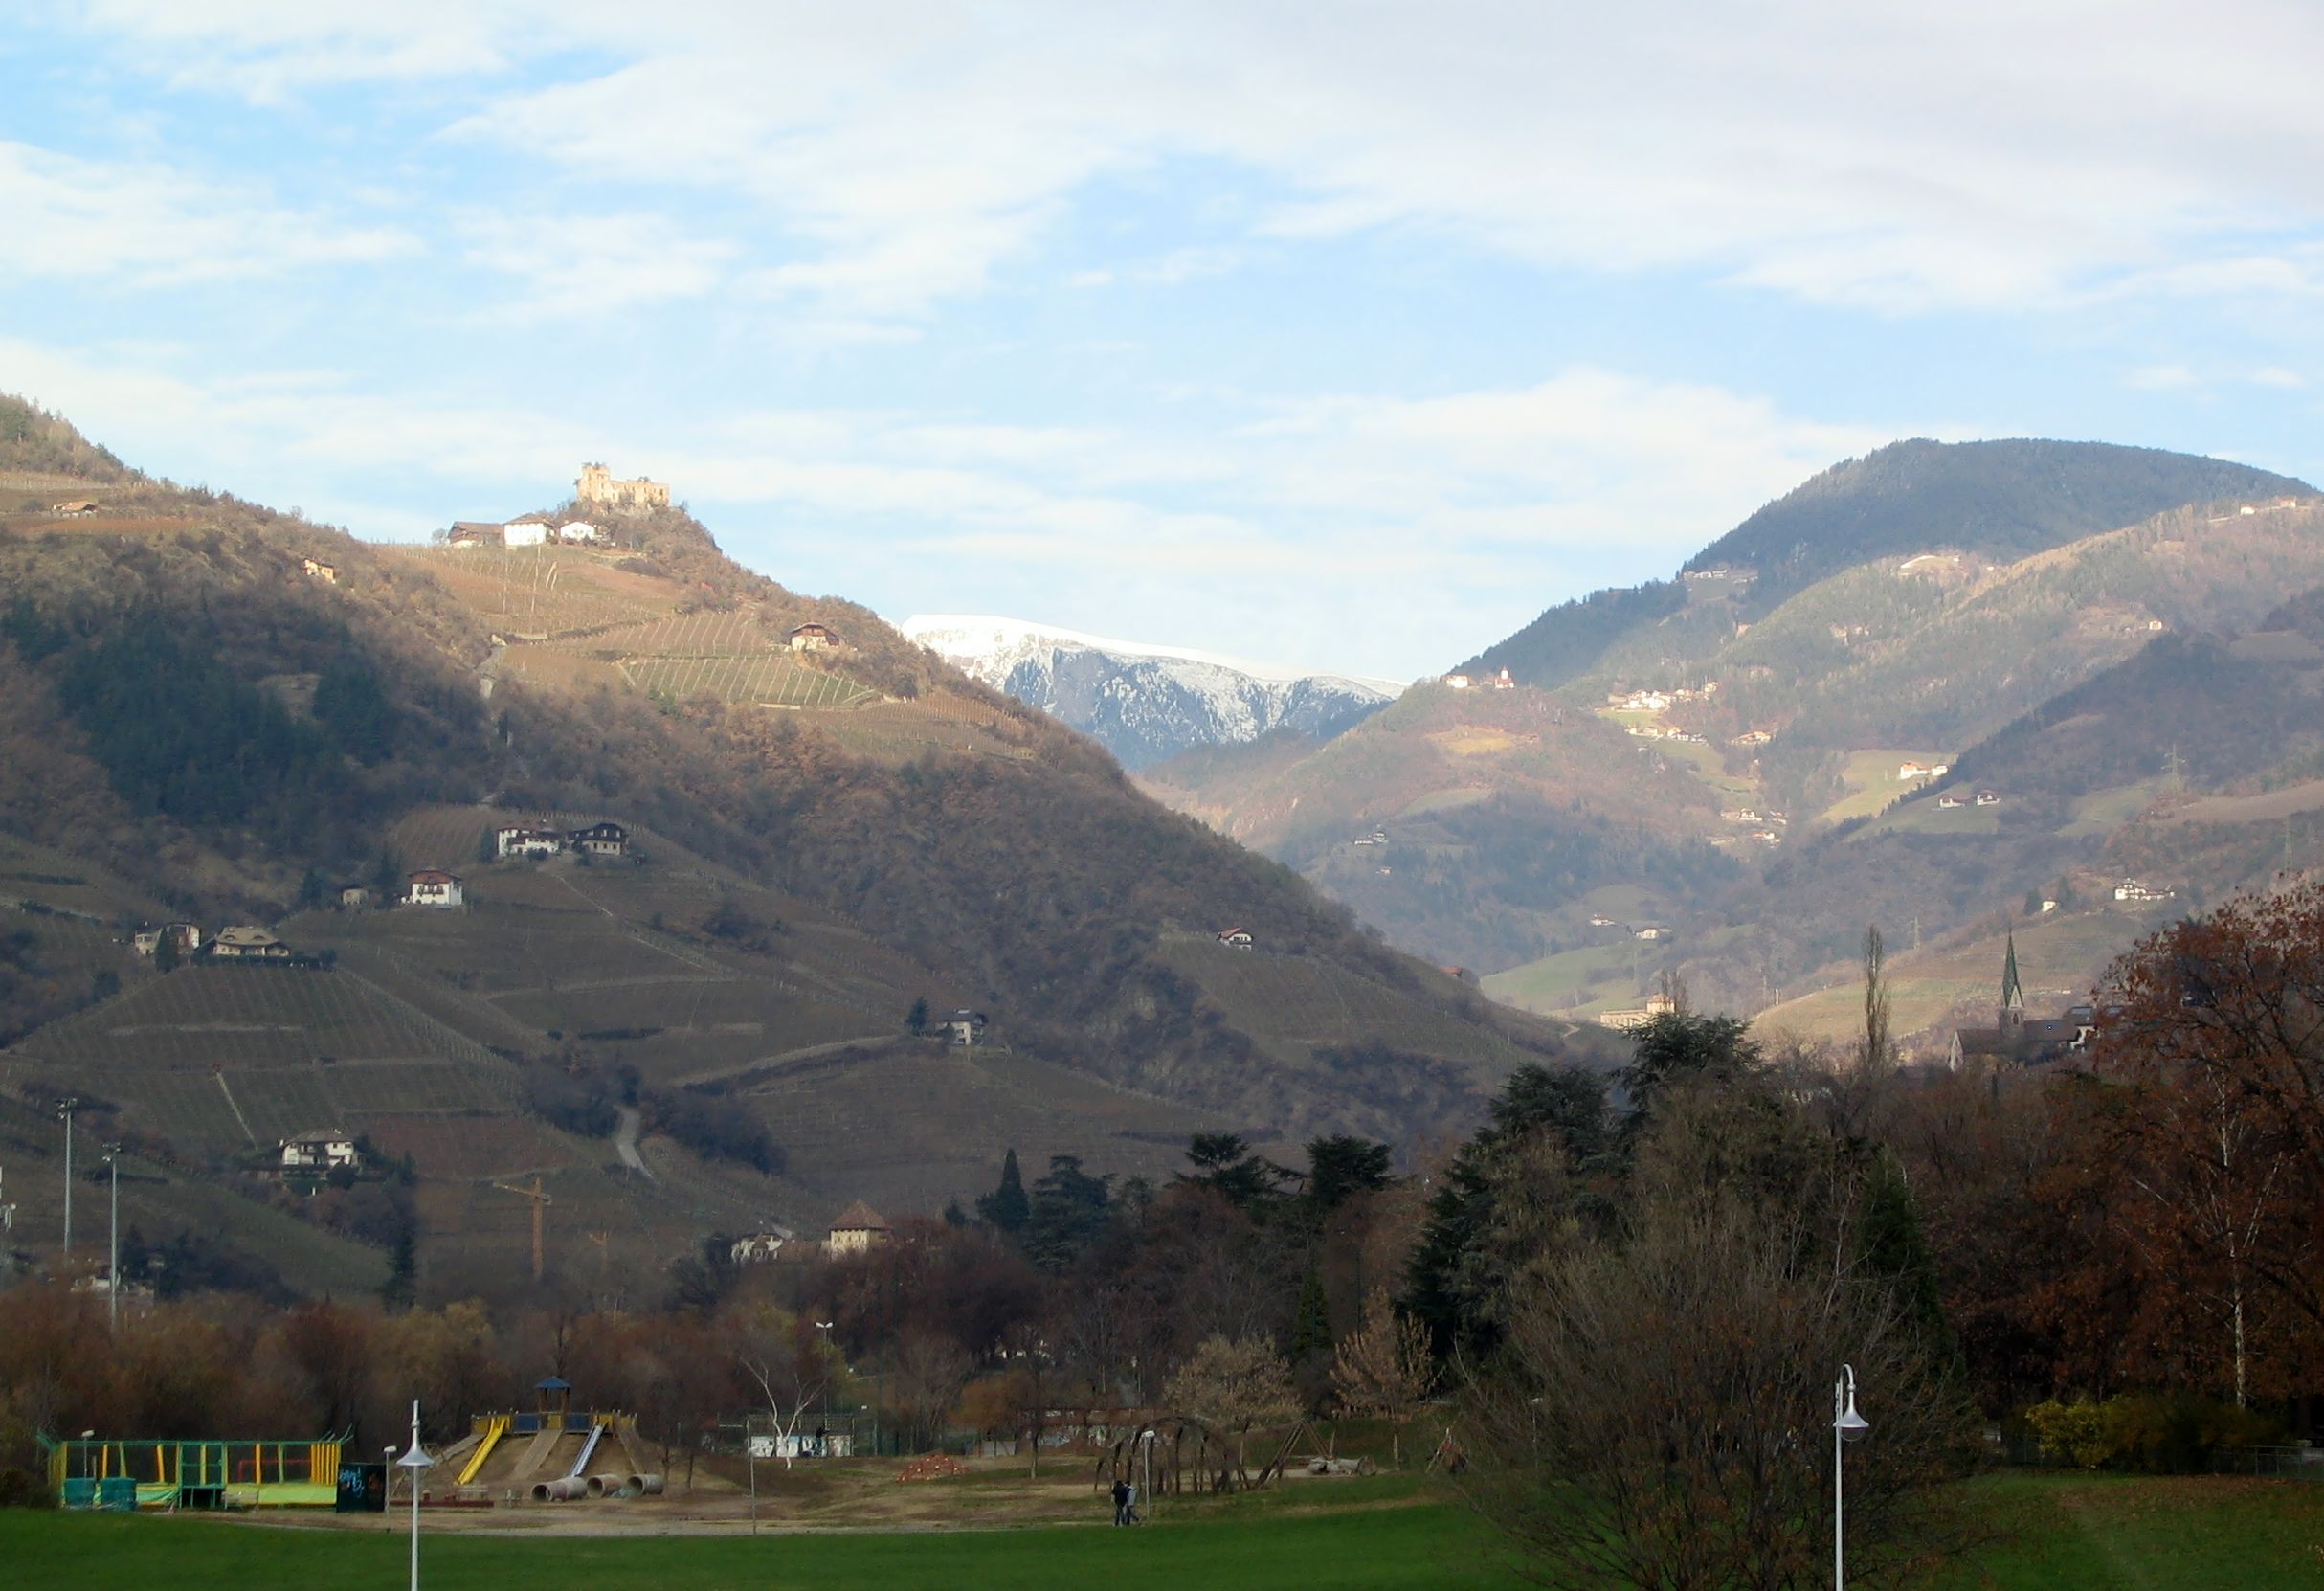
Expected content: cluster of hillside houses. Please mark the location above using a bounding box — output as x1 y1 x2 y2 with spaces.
1441 667 1518 690
445 517 605 549
131 921 301 962
491 819 631 863
727 1200 893 1267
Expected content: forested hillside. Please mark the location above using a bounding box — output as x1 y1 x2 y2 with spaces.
1148 440 2324 1043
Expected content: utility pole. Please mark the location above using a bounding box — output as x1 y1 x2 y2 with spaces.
105 1144 121 1333
492 1177 550 1282
56 1097 77 1255
587 1230 612 1309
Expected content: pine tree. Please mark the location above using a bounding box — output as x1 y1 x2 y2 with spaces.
1289 1267 1333 1363
380 1223 418 1312
976 1148 1030 1233
905 996 931 1037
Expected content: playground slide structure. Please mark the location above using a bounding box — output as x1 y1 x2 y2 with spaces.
458 1415 508 1487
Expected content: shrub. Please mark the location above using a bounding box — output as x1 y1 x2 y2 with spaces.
2025 1394 2286 1472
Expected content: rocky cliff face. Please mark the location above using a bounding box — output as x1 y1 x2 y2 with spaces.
902 614 1397 768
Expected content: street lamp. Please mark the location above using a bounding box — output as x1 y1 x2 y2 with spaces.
1833 1363 1870 1591
814 1322 835 1457
394 1401 434 1591
56 1098 77 1254
103 1145 121 1333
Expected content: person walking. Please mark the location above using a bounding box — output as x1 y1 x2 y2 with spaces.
1110 1476 1131 1526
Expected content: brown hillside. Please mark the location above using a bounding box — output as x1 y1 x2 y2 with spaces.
0 396 1578 1302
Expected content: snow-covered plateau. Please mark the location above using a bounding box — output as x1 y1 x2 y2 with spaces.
900 615 1401 769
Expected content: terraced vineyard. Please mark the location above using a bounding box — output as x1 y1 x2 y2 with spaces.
388 547 671 636
622 654 878 707
583 610 784 656
361 1113 582 1180
1160 936 1534 1069
750 1046 1217 1215
14 965 506 1070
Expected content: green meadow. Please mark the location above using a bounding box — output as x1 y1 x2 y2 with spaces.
6 1472 2320 1591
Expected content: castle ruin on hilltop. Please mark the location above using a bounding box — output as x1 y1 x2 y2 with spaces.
576 462 670 512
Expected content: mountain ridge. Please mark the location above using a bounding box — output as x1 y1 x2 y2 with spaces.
904 612 1397 768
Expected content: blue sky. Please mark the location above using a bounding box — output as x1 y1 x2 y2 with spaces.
9 3 2324 679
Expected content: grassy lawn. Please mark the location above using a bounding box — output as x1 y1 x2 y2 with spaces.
6 1472 2317 1589
1934 1471 2324 1589
0 1490 1519 1591
1819 748 1952 826
1483 940 1646 1015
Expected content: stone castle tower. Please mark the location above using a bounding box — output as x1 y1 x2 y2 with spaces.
576 462 671 512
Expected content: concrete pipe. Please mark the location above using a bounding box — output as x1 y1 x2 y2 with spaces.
529 1481 553 1502
547 1477 587 1501
587 1474 625 1498
636 1473 666 1495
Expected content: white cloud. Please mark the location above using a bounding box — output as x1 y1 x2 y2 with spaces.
0 142 414 284
2127 364 2200 392
4 334 1910 673
64 2 2324 320
458 210 736 321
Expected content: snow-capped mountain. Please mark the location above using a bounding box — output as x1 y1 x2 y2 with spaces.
901 615 1401 769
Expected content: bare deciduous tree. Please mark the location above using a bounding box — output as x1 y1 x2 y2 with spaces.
1461 1185 1972 1591
726 1303 838 1468
1330 1288 1437 1468
1165 1333 1295 1475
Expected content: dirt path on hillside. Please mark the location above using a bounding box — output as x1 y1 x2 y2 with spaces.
614 1107 651 1177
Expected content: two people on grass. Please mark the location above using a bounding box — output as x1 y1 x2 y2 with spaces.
1110 1477 1141 1526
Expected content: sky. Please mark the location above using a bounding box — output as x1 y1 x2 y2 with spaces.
9 3 2324 680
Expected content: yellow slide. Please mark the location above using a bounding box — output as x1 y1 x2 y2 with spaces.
458 1416 508 1486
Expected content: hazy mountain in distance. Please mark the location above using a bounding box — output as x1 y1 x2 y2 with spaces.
1138 435 2324 1049
1463 438 2309 689
902 614 1399 768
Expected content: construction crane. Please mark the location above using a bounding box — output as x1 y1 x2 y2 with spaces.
491 1176 552 1283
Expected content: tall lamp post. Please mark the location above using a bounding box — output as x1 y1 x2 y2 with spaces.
103 1144 121 1333
395 1401 434 1591
1833 1363 1870 1591
56 1097 77 1254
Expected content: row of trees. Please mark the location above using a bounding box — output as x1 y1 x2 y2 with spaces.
8 888 2324 1587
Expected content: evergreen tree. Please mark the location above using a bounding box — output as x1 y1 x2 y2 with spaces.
1405 1063 1613 1353
1019 1154 1112 1274
1304 1135 1394 1212
975 1148 1031 1233
1856 1150 1954 1360
152 930 179 974
313 650 396 761
1620 1011 1762 1115
905 996 931 1037
1289 1267 1334 1363
1179 1132 1293 1215
380 1223 417 1312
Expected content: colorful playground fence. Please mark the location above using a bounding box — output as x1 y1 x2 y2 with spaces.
46 1436 345 1510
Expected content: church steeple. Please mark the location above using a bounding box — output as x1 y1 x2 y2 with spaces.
2000 931 2025 1028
